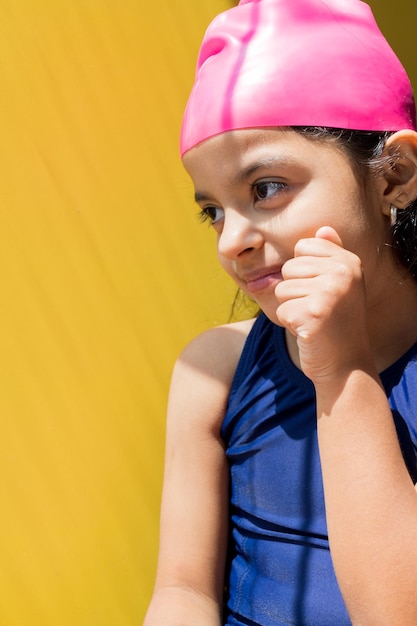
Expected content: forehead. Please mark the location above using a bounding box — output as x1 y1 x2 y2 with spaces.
182 128 353 185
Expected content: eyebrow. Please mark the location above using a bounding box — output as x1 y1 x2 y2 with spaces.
236 155 298 183
194 191 212 203
194 155 298 203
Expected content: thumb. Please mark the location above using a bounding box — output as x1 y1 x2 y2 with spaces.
315 226 343 248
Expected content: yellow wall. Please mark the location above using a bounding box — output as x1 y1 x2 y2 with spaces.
0 1 235 624
0 1 415 625
369 0 417 91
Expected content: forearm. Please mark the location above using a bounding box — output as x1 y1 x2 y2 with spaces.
316 369 417 625
143 585 222 626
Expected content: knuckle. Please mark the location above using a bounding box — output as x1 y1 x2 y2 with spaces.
333 256 362 286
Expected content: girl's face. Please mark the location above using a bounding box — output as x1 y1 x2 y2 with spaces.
183 128 390 322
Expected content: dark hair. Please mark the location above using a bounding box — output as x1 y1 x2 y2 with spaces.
229 288 260 322
293 126 417 283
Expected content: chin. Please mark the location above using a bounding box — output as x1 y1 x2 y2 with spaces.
255 303 281 326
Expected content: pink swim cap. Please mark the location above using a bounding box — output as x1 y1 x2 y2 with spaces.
180 0 416 156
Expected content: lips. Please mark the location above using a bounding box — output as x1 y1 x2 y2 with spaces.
240 267 283 294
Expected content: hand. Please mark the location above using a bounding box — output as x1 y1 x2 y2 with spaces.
275 227 374 384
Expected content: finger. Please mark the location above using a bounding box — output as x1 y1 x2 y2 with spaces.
276 276 313 302
294 228 345 258
314 225 344 247
275 298 307 337
281 255 328 280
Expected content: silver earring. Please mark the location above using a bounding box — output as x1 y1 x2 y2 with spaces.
390 204 397 226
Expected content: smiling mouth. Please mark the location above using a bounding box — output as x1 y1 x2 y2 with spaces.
244 270 282 294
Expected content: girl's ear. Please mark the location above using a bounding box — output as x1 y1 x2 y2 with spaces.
380 130 417 217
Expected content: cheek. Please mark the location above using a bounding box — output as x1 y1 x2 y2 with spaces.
295 184 367 243
330 187 380 241
217 252 236 279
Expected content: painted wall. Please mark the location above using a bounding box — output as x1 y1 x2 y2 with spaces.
0 1 414 625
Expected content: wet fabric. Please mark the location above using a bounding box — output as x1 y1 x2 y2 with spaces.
222 313 417 625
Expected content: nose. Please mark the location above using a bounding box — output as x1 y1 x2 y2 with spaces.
217 208 263 260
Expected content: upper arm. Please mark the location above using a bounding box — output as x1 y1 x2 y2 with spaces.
153 321 253 606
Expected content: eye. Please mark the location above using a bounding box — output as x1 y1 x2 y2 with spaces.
199 205 224 225
253 180 286 201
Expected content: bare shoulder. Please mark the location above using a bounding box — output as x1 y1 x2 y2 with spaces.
177 317 256 384
168 318 256 435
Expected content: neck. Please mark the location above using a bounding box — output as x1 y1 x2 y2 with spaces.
367 272 417 372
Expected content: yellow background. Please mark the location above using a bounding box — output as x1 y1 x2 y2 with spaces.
0 1 414 624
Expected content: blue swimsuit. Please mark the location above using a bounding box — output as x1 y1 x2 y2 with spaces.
222 313 417 625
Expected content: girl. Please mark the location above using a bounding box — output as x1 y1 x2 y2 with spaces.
144 0 417 624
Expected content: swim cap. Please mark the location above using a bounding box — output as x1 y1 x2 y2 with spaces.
180 0 416 155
